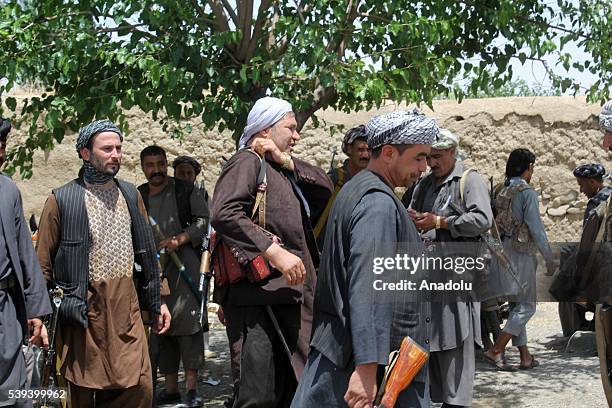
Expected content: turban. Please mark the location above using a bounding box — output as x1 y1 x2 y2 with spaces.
238 97 293 149
600 100 612 132
573 163 606 180
366 109 439 150
173 155 202 175
431 129 459 150
76 119 122 157
341 125 367 154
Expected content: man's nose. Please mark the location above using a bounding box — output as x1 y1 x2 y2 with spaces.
292 130 300 141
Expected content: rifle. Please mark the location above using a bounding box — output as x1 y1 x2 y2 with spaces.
148 216 202 303
448 201 527 293
328 147 338 181
198 223 213 328
374 336 429 408
39 287 63 408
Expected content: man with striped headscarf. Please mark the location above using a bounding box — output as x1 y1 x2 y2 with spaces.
293 109 438 408
36 119 171 407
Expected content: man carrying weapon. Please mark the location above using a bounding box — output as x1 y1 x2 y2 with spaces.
591 100 612 405
138 145 209 407
293 110 437 408
211 96 332 407
313 125 370 248
483 148 556 371
37 120 171 408
408 129 492 406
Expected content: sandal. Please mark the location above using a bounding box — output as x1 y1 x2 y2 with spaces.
519 358 540 370
483 353 517 372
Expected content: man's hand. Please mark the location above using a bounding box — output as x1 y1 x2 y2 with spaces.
217 306 226 326
409 210 440 232
544 260 557 276
344 363 378 408
153 303 171 334
250 138 284 164
250 138 294 170
28 318 48 349
264 243 305 286
159 232 189 251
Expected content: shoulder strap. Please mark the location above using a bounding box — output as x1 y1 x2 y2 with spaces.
174 178 195 229
243 149 267 228
459 168 477 203
137 183 150 211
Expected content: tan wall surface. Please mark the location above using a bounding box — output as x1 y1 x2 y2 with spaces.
7 95 610 242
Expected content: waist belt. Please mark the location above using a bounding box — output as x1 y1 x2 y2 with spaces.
0 275 15 290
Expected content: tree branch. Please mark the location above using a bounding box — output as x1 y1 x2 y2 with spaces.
205 0 231 32
236 0 254 60
295 85 337 131
95 23 157 40
325 0 359 56
244 0 271 61
221 0 239 26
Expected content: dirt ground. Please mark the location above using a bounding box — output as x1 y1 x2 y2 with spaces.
157 301 606 408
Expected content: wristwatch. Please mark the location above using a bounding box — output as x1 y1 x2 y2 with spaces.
281 152 292 169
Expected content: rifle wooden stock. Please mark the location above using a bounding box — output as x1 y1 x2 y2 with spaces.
376 336 429 408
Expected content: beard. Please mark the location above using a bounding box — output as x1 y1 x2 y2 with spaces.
90 153 120 176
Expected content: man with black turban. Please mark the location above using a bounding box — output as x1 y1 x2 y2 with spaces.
559 163 612 337
573 163 611 227
36 119 171 407
172 155 202 184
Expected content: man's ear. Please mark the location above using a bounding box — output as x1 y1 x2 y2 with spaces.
80 147 91 161
259 127 273 139
381 145 395 162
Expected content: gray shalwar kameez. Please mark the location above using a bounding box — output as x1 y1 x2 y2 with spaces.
292 170 431 408
0 175 52 407
410 160 491 407
497 177 553 347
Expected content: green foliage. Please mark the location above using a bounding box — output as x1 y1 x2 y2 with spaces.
0 0 610 177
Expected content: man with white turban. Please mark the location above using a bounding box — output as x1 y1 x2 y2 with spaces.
293 109 437 408
211 97 332 407
408 127 493 407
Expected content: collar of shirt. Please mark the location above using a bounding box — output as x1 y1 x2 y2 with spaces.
434 159 464 188
508 177 527 186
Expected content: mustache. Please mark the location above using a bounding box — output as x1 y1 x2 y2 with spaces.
150 172 165 178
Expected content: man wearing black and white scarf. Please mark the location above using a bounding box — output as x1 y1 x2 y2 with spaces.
36 119 171 408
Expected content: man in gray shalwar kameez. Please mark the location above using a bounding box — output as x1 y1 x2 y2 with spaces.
409 129 491 407
483 148 555 371
0 118 52 408
292 109 438 408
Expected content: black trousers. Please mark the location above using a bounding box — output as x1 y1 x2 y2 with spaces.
224 303 300 408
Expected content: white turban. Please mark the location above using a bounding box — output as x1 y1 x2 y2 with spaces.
431 129 459 150
600 100 612 132
238 97 293 149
